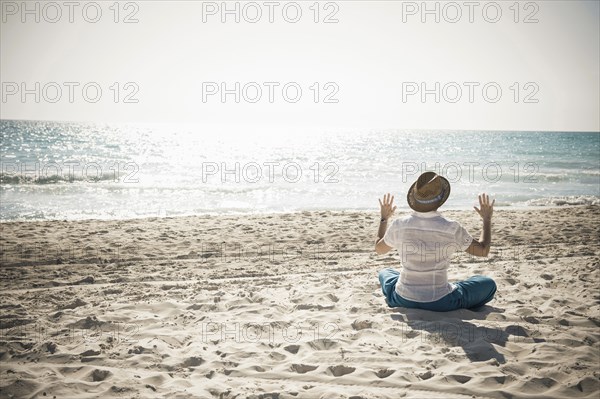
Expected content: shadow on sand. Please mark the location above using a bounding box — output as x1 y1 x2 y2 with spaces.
390 305 545 364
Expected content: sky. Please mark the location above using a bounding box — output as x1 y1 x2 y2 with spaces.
1 0 599 131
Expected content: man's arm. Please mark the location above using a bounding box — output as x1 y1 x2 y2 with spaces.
375 193 395 255
465 193 494 257
375 219 393 255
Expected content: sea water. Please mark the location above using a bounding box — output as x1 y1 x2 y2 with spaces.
1 120 598 221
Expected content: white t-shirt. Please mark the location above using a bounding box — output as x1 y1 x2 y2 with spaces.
383 211 474 302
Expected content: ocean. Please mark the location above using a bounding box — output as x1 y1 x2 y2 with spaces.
1 120 598 221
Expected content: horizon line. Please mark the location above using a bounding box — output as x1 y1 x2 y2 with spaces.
1 118 599 134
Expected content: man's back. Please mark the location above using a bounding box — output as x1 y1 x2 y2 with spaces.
383 211 473 302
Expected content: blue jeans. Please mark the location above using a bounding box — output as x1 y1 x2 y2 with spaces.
378 268 496 312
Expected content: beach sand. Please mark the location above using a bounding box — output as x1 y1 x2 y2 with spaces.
0 206 599 398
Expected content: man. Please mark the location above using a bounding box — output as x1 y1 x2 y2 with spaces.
375 171 497 312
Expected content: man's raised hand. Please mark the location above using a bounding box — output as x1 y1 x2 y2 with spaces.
474 193 495 221
379 193 397 221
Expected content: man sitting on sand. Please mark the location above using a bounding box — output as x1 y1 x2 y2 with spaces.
375 171 497 312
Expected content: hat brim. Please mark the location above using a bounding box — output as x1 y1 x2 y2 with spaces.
407 176 451 212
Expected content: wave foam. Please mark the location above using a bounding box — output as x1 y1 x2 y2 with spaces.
0 173 117 185
526 195 600 207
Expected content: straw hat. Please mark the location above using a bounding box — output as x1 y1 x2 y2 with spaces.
407 172 451 212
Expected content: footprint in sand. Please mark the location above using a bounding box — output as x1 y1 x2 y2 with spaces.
448 374 471 384
89 369 111 382
80 349 101 357
327 294 339 302
327 365 355 377
269 352 287 361
494 376 506 384
523 377 558 391
576 376 599 393
284 344 300 354
181 356 204 367
307 339 338 351
523 316 540 324
351 319 373 330
290 364 318 374
375 368 395 378
405 330 419 339
418 370 434 380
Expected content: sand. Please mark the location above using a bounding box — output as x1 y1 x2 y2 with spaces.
0 206 599 399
